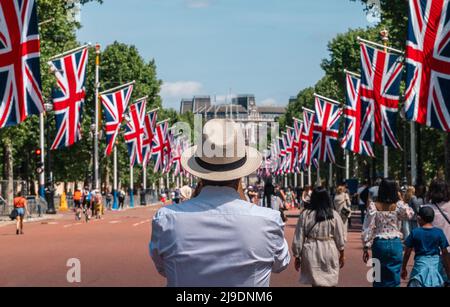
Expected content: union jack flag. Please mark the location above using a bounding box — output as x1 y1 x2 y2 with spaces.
142 109 157 167
0 0 44 128
152 121 170 173
404 0 450 132
360 43 403 148
312 97 342 164
300 109 315 167
49 48 88 150
124 99 146 167
293 118 304 171
100 84 134 156
341 73 374 157
285 128 297 174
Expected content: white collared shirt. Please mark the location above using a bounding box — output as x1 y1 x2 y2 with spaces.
149 186 290 287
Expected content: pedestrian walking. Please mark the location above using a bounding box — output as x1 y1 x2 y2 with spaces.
118 189 125 210
271 188 287 223
333 185 352 242
285 186 295 210
150 119 290 287
105 189 113 210
93 190 103 219
423 179 450 285
12 192 28 235
362 178 415 287
401 207 450 287
263 178 275 208
292 187 346 287
357 181 369 224
302 186 312 210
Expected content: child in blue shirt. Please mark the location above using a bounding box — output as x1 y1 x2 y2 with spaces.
402 206 450 287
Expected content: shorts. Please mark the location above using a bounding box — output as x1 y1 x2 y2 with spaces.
15 208 25 217
74 200 82 208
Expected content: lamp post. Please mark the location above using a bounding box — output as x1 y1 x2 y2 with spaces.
90 123 96 190
44 102 56 214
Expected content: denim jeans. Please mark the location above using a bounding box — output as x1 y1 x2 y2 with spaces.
371 238 403 287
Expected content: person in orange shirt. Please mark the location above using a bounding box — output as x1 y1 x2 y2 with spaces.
73 188 83 221
13 191 28 235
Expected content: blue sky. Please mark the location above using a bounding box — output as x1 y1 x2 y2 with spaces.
77 0 373 110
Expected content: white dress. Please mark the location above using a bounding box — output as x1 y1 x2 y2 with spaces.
292 210 345 287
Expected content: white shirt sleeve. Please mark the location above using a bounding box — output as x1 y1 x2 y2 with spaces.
271 215 291 273
149 212 167 277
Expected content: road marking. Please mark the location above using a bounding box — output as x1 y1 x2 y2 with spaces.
132 219 151 227
109 220 121 224
64 223 83 228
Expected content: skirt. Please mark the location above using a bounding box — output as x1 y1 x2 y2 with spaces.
408 255 445 287
371 238 403 287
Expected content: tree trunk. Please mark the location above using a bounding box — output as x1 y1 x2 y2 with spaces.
104 158 111 192
3 138 14 210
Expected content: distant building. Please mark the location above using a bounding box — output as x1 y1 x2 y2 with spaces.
179 94 286 123
179 94 287 184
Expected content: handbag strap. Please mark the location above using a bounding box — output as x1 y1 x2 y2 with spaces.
434 203 450 226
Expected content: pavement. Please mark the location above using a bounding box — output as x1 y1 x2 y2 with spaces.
0 205 411 287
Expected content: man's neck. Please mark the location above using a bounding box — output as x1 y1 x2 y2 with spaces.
422 223 433 229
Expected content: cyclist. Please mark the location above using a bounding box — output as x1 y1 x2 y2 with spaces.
82 188 92 222
73 188 83 221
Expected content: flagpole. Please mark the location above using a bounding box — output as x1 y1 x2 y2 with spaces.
94 44 101 191
317 163 321 187
39 113 45 198
166 173 170 193
411 122 417 185
308 166 312 186
143 165 147 191
345 150 350 180
48 43 92 61
129 163 134 208
381 29 390 179
300 171 304 188
112 146 118 210
329 164 333 189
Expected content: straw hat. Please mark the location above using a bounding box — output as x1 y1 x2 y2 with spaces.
181 119 262 181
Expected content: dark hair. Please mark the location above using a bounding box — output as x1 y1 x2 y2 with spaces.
414 184 427 199
428 180 450 204
309 187 334 222
418 206 435 224
377 178 400 204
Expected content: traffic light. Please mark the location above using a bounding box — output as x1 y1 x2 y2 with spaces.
34 149 44 174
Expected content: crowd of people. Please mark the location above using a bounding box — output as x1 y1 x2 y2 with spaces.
241 177 450 287
149 119 450 288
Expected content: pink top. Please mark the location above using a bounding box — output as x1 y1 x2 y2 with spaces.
362 201 414 248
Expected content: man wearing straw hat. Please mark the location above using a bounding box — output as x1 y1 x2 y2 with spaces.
150 119 290 287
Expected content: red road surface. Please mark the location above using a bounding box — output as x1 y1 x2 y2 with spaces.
0 206 405 287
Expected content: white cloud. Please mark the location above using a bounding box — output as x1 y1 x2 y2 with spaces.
161 81 204 98
184 0 212 9
260 98 279 106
